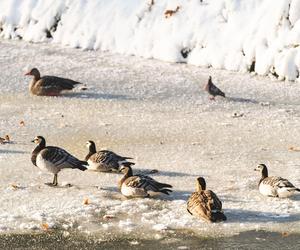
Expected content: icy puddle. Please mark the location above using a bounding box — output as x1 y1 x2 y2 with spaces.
0 40 300 240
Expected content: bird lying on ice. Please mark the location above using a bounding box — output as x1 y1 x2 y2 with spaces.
25 68 83 96
187 177 226 222
118 165 172 198
204 76 225 100
254 164 300 198
85 140 134 172
31 136 87 186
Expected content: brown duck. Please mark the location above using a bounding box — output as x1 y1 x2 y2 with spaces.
25 68 82 96
187 177 226 222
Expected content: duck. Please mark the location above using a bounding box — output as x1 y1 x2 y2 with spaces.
85 140 134 172
204 76 225 100
118 165 172 198
25 68 82 96
31 136 87 186
254 164 300 198
187 177 226 222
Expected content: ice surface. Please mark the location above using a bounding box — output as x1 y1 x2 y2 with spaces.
0 40 300 239
2 1 300 80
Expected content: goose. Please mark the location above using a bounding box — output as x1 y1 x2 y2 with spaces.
25 68 82 96
31 136 87 186
204 76 225 100
118 166 172 198
187 177 226 222
85 140 134 172
254 164 300 198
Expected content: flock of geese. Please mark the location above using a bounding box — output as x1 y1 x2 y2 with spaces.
23 68 300 223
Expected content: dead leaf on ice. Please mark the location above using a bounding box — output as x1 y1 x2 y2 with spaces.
41 223 49 231
10 183 20 190
288 146 300 152
103 214 115 220
83 198 90 205
0 135 11 144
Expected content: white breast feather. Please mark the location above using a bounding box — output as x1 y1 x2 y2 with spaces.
259 182 276 197
87 159 99 171
121 184 148 198
36 154 60 174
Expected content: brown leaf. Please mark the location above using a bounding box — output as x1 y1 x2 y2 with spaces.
11 184 19 190
0 135 11 144
288 146 300 152
19 121 25 126
103 214 115 220
164 6 180 18
41 223 49 231
83 198 90 205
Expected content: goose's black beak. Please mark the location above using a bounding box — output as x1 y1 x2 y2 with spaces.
31 140 35 143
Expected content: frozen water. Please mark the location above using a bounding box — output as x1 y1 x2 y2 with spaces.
0 40 300 239
1 1 300 80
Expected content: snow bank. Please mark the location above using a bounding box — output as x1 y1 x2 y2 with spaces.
1 0 300 80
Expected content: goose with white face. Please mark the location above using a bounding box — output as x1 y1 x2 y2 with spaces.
31 136 87 186
85 140 134 172
118 166 173 198
254 164 300 198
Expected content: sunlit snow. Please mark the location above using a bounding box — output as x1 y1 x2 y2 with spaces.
1 0 300 80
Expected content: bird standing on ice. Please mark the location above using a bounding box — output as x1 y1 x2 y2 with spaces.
204 76 225 100
118 166 172 198
31 136 87 186
25 68 82 96
254 164 300 198
187 177 226 222
85 140 134 172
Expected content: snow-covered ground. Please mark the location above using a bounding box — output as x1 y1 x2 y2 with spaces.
0 39 300 239
2 0 300 81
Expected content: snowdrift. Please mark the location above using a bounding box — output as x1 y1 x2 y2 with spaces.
1 0 300 81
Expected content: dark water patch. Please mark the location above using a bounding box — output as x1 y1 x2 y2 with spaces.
0 230 299 249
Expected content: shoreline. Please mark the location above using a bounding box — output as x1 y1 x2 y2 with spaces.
1 230 300 249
